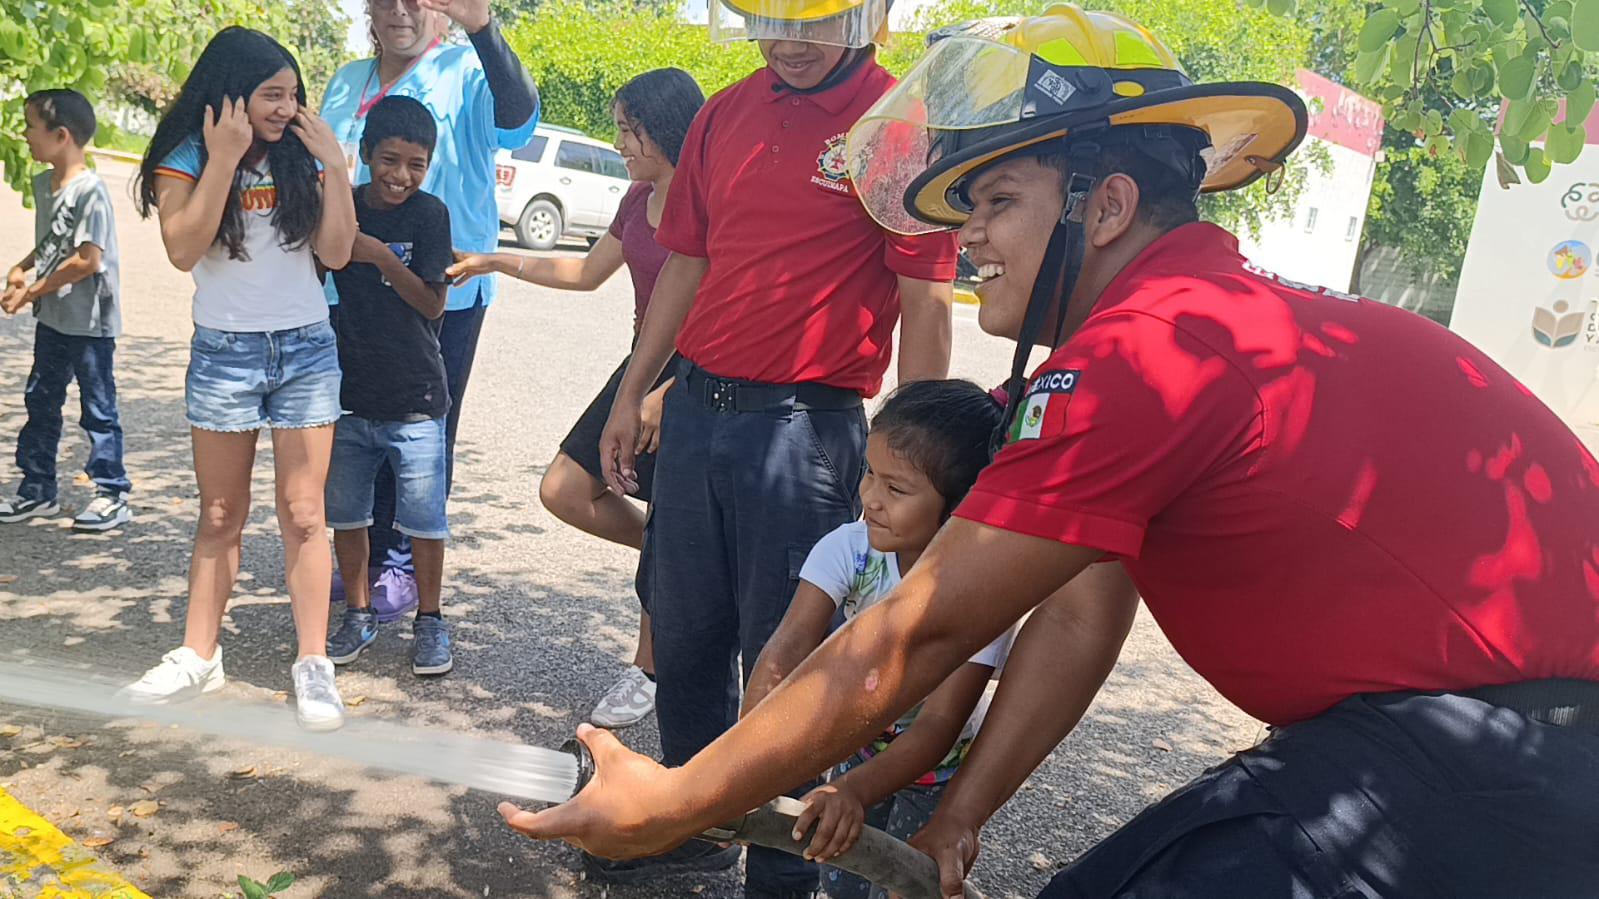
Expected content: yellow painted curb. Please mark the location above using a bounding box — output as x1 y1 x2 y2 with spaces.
0 786 148 898
954 286 979 306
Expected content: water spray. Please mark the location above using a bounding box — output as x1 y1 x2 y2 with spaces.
0 660 982 898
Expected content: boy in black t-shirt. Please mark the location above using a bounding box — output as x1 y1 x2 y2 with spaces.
324 96 456 676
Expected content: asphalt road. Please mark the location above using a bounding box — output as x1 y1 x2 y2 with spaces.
0 162 1260 899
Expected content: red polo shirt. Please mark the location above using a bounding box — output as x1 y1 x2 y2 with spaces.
957 223 1599 725
655 60 958 396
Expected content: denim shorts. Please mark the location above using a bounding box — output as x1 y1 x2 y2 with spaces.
185 322 342 432
325 414 449 540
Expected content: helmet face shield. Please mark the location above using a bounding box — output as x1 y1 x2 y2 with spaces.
711 0 889 48
846 36 1034 235
845 7 1306 235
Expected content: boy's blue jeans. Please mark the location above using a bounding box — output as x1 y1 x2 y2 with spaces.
16 322 131 502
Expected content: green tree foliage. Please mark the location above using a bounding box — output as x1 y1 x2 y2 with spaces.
1261 0 1596 184
509 0 1316 234
505 0 762 139
1304 3 1481 286
1360 124 1482 283
0 0 347 193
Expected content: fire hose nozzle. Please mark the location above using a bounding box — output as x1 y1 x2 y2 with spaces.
560 740 983 899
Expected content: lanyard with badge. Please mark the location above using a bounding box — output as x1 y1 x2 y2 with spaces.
338 38 442 178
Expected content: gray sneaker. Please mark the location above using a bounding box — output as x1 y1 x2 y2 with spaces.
590 665 657 728
326 607 378 665
0 496 60 523
411 616 453 676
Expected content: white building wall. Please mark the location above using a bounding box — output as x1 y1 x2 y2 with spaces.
1235 138 1379 293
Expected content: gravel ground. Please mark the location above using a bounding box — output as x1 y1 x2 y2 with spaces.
0 162 1260 899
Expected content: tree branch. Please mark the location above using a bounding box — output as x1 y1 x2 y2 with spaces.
1520 0 1559 49
1413 0 1431 92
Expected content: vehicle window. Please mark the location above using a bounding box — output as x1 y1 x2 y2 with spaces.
511 135 548 164
554 141 596 174
595 147 629 180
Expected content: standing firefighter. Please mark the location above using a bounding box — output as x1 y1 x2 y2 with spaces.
504 6 1599 898
588 0 958 894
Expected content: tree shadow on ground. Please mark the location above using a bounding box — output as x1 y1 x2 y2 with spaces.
0 324 1257 899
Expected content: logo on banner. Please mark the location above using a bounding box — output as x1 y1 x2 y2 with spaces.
1548 240 1591 280
1532 300 1587 348
1562 182 1599 222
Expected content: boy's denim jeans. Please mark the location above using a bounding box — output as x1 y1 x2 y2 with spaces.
17 322 131 502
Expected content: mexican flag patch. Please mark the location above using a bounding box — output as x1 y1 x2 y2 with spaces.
1007 369 1080 443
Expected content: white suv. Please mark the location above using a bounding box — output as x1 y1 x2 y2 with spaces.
495 125 630 251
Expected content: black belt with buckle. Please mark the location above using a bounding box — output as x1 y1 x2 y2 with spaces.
1463 678 1599 732
679 361 862 413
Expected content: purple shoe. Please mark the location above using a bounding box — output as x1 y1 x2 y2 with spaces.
331 567 382 606
370 567 420 623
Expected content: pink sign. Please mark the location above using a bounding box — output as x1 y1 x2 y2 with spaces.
1297 68 1384 157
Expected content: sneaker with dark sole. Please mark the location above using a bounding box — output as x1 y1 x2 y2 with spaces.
581 840 741 885
0 496 60 523
411 615 453 675
72 494 131 532
327 607 379 665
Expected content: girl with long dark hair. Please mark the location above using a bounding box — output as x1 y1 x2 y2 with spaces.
447 68 703 728
122 27 357 731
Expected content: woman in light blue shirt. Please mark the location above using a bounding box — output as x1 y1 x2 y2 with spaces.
320 0 537 614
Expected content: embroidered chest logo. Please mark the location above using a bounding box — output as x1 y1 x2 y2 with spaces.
811 133 852 194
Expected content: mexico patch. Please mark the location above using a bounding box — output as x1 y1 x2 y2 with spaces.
1008 369 1079 443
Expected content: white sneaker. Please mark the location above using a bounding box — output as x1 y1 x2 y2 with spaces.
291 655 345 732
590 665 657 728
120 647 225 705
73 494 132 532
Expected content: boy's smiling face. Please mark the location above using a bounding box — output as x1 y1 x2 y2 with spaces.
362 136 432 208
759 39 847 90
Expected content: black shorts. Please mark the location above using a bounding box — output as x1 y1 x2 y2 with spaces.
1040 691 1599 898
559 354 675 504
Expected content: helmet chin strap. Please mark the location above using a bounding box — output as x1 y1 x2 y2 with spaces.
993 148 1099 455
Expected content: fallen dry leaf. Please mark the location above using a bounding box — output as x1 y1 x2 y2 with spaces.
1152 738 1173 752
230 766 257 779
49 736 85 749
1029 851 1053 872
0 575 16 585
129 800 160 818
217 821 240 834
82 837 115 848
345 695 367 707
0 725 21 738
271 691 289 703
107 806 124 821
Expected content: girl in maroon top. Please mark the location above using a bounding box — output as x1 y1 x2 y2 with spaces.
449 68 703 727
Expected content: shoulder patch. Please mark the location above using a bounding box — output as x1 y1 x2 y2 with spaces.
1008 369 1081 443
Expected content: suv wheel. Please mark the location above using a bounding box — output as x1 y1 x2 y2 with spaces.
516 199 563 251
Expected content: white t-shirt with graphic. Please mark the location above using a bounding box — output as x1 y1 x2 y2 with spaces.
798 520 1016 784
155 137 329 333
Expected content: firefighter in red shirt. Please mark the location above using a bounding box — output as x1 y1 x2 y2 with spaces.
505 8 1599 897
588 0 957 895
